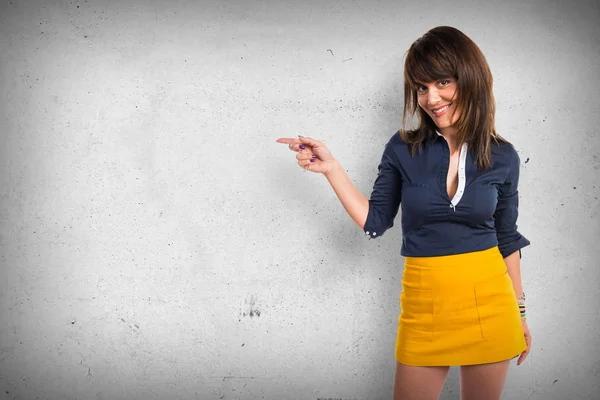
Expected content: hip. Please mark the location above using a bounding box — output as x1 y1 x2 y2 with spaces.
402 246 509 292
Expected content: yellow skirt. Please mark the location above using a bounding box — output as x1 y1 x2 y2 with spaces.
395 246 526 366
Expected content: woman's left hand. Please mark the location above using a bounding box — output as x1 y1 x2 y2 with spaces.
517 319 532 366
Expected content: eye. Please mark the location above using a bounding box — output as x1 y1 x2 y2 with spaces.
416 85 427 93
439 79 451 87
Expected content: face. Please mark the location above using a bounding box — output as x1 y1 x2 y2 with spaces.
416 78 460 133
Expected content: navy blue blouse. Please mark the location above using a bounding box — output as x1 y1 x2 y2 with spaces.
363 130 530 259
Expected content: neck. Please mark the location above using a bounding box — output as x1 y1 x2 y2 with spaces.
438 127 460 154
438 126 458 138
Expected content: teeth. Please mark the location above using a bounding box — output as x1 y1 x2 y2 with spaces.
433 105 449 115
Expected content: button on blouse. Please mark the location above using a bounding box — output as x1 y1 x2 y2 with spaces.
363 131 531 259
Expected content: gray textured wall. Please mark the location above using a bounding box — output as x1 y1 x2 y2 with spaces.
1 0 599 399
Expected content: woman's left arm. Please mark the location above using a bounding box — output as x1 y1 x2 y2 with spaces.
504 250 523 297
505 247 532 366
494 147 530 260
495 146 532 365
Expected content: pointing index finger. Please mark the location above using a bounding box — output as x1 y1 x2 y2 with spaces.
276 138 302 144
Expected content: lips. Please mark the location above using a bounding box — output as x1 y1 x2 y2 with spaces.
432 104 451 117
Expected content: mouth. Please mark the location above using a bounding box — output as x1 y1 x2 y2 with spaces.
431 103 451 117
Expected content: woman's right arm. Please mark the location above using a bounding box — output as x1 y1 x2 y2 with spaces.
324 161 369 230
323 134 403 239
276 134 402 238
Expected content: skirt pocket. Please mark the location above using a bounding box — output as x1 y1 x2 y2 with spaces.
399 284 433 342
474 271 519 338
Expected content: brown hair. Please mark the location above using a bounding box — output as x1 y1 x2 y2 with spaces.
400 26 510 170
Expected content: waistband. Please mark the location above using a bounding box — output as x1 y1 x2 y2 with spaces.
404 246 503 268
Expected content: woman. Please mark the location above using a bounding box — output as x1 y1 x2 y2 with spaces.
277 26 532 400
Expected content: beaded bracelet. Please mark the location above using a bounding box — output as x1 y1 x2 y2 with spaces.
516 292 526 319
518 293 526 319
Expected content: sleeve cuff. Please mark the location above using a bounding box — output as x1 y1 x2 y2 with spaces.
363 200 384 240
499 236 531 259
363 229 380 240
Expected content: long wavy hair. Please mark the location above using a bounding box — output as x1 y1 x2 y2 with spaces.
400 26 510 170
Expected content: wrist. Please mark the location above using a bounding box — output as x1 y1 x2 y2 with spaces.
518 292 526 320
324 159 341 177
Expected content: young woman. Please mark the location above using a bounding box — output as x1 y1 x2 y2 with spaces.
277 26 532 400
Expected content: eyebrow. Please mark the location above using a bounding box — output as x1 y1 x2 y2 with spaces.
415 77 454 85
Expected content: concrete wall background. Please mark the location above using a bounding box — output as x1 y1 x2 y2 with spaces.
1 0 598 399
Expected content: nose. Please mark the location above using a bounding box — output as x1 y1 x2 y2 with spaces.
427 88 442 107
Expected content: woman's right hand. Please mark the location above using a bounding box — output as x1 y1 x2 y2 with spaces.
276 136 338 175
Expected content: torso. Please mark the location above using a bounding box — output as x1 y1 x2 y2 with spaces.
384 130 523 257
446 149 460 200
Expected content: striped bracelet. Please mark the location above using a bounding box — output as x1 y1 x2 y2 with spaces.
518 301 526 319
518 293 526 319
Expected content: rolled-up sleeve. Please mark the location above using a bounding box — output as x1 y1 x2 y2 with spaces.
363 136 402 239
494 148 531 258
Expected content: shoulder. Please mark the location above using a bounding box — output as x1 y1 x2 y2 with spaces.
490 139 520 164
386 130 407 146
379 130 411 164
384 130 410 154
489 139 522 179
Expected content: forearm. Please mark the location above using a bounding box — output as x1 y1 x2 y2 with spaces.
324 160 369 230
504 250 524 297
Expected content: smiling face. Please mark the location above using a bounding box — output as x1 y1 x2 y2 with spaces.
402 27 499 169
416 78 460 135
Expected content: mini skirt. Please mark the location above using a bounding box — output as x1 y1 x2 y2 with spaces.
395 246 527 366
